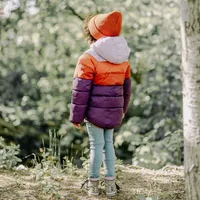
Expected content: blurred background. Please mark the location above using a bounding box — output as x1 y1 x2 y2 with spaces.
0 0 182 169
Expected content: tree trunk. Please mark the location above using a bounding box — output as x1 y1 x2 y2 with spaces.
180 0 200 199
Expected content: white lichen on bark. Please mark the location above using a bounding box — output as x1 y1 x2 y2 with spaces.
180 0 200 199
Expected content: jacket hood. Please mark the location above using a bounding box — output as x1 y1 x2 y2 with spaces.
92 36 130 64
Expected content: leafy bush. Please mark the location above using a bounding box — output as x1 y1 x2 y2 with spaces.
0 0 182 169
0 137 21 169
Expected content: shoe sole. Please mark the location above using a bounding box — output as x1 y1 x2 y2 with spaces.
88 192 99 196
106 192 116 197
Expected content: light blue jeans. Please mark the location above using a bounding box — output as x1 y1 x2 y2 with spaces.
86 121 116 180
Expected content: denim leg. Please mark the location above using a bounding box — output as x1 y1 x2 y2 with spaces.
86 122 105 179
103 129 115 179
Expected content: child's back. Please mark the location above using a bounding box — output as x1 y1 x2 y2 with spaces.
70 11 131 129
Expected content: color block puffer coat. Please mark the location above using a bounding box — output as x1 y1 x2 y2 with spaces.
69 36 131 129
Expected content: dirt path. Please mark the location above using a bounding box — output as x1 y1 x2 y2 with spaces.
0 165 185 200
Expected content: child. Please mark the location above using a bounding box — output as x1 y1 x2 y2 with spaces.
69 11 131 197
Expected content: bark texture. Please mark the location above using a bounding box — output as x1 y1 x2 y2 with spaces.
180 0 200 200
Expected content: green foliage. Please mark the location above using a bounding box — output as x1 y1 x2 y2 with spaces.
0 0 182 169
115 159 123 180
32 130 78 198
80 148 89 173
0 137 21 169
113 0 183 168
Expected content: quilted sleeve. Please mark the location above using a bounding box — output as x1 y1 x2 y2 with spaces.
123 64 131 113
69 54 95 124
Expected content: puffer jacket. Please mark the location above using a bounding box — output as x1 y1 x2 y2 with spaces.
69 36 131 129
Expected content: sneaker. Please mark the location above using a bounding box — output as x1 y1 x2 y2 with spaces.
104 179 119 197
81 179 99 196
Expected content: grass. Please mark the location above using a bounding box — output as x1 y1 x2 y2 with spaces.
0 165 185 200
0 132 185 200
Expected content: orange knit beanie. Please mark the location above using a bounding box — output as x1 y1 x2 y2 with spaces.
88 11 122 40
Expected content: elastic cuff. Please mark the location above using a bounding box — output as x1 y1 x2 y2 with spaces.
89 177 99 181
104 176 115 180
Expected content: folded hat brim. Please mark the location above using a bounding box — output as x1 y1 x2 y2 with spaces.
88 16 107 40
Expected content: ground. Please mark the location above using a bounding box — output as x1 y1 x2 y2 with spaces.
0 165 185 200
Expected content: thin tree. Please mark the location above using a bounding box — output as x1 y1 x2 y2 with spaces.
180 0 200 199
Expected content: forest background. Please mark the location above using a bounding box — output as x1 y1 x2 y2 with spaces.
0 0 183 170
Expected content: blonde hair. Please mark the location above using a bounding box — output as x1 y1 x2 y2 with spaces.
83 15 96 44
